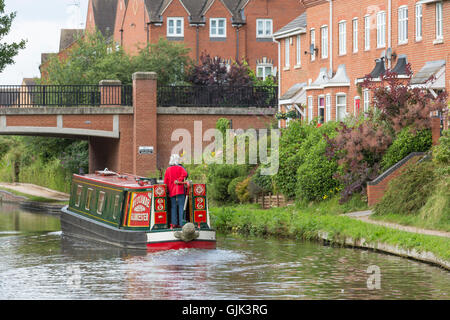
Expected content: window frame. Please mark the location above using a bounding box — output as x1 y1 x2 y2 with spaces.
97 191 106 215
284 38 290 68
338 20 347 55
210 18 227 38
167 17 184 37
310 28 316 61
415 3 423 41
308 96 313 122
296 35 301 66
318 95 325 124
336 93 347 122
398 6 409 45
85 188 94 211
325 94 331 122
75 185 83 207
377 11 386 48
321 25 328 59
353 18 358 53
436 2 443 40
363 89 370 113
257 64 273 80
364 15 371 50
256 18 273 38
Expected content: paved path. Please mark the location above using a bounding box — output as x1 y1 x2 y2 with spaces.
344 210 450 239
0 182 69 201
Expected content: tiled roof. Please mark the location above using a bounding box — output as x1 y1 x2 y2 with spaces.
274 13 306 37
92 0 119 37
145 0 246 24
59 29 84 52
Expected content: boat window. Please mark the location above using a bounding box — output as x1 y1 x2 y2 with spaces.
112 195 120 220
97 191 106 215
85 188 93 211
75 185 83 207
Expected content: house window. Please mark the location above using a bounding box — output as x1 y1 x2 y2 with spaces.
364 15 370 50
353 18 358 53
257 64 273 80
210 18 226 38
97 191 105 215
75 185 83 207
363 89 370 112
318 96 325 124
321 26 328 59
339 21 347 55
296 35 301 66
256 19 273 38
398 6 408 44
336 94 347 121
308 96 313 122
377 11 386 47
310 29 316 61
415 3 423 41
285 38 290 68
436 2 443 40
167 17 183 37
326 94 331 122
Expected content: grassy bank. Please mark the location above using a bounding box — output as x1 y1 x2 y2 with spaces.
209 201 450 263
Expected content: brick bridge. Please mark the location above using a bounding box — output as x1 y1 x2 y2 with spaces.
0 72 276 176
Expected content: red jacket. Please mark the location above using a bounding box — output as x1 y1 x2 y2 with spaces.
164 165 188 197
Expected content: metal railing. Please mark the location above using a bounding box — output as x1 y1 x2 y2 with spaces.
157 85 278 108
0 85 133 107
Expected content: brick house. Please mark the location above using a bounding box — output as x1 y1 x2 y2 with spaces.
275 0 449 128
90 0 305 78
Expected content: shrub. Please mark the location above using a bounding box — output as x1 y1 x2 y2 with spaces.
433 129 450 165
374 161 436 216
381 127 432 170
236 177 251 203
228 176 246 203
248 167 273 198
207 164 248 203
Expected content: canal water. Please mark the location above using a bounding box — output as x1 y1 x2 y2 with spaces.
0 203 449 300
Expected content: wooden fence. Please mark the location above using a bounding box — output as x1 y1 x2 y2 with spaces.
254 193 292 209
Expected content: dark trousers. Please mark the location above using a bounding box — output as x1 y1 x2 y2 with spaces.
170 194 185 226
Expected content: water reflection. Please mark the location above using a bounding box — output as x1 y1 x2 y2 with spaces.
0 203 449 299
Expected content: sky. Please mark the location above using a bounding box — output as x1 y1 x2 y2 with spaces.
0 0 89 85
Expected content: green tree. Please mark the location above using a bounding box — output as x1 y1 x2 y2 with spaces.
0 0 26 72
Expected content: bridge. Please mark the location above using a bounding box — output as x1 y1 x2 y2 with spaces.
0 73 277 176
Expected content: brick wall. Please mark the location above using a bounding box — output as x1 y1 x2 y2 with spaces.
366 152 425 206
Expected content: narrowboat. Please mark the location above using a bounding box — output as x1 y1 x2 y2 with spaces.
60 169 216 251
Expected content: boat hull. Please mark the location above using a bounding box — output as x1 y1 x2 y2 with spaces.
61 206 216 251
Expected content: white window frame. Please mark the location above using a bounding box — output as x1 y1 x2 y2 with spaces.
310 29 316 61
296 35 301 66
210 18 227 38
398 6 409 44
353 18 358 53
336 94 347 122
75 185 83 207
167 17 184 37
256 19 273 38
321 25 328 59
377 11 386 48
415 3 423 41
97 191 106 215
364 15 371 50
284 38 290 68
257 64 273 80
363 89 370 113
325 94 331 122
308 96 313 122
318 95 325 124
339 21 347 55
436 2 443 41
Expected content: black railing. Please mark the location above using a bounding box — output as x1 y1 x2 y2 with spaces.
157 85 278 108
0 85 133 107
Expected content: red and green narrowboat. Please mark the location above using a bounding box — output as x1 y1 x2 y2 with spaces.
60 169 216 251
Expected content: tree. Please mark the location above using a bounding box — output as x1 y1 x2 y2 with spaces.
0 0 26 73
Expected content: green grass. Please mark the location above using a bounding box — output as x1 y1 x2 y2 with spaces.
209 199 450 262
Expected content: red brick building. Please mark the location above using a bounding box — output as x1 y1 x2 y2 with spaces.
275 0 449 128
84 0 305 78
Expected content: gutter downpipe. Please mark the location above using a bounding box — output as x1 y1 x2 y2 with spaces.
329 0 333 75
388 0 392 69
273 37 281 128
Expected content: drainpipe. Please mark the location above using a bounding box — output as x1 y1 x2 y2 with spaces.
236 26 240 62
388 0 392 69
196 25 200 63
273 38 281 128
329 0 333 75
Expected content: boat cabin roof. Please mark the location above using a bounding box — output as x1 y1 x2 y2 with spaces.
73 171 157 190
